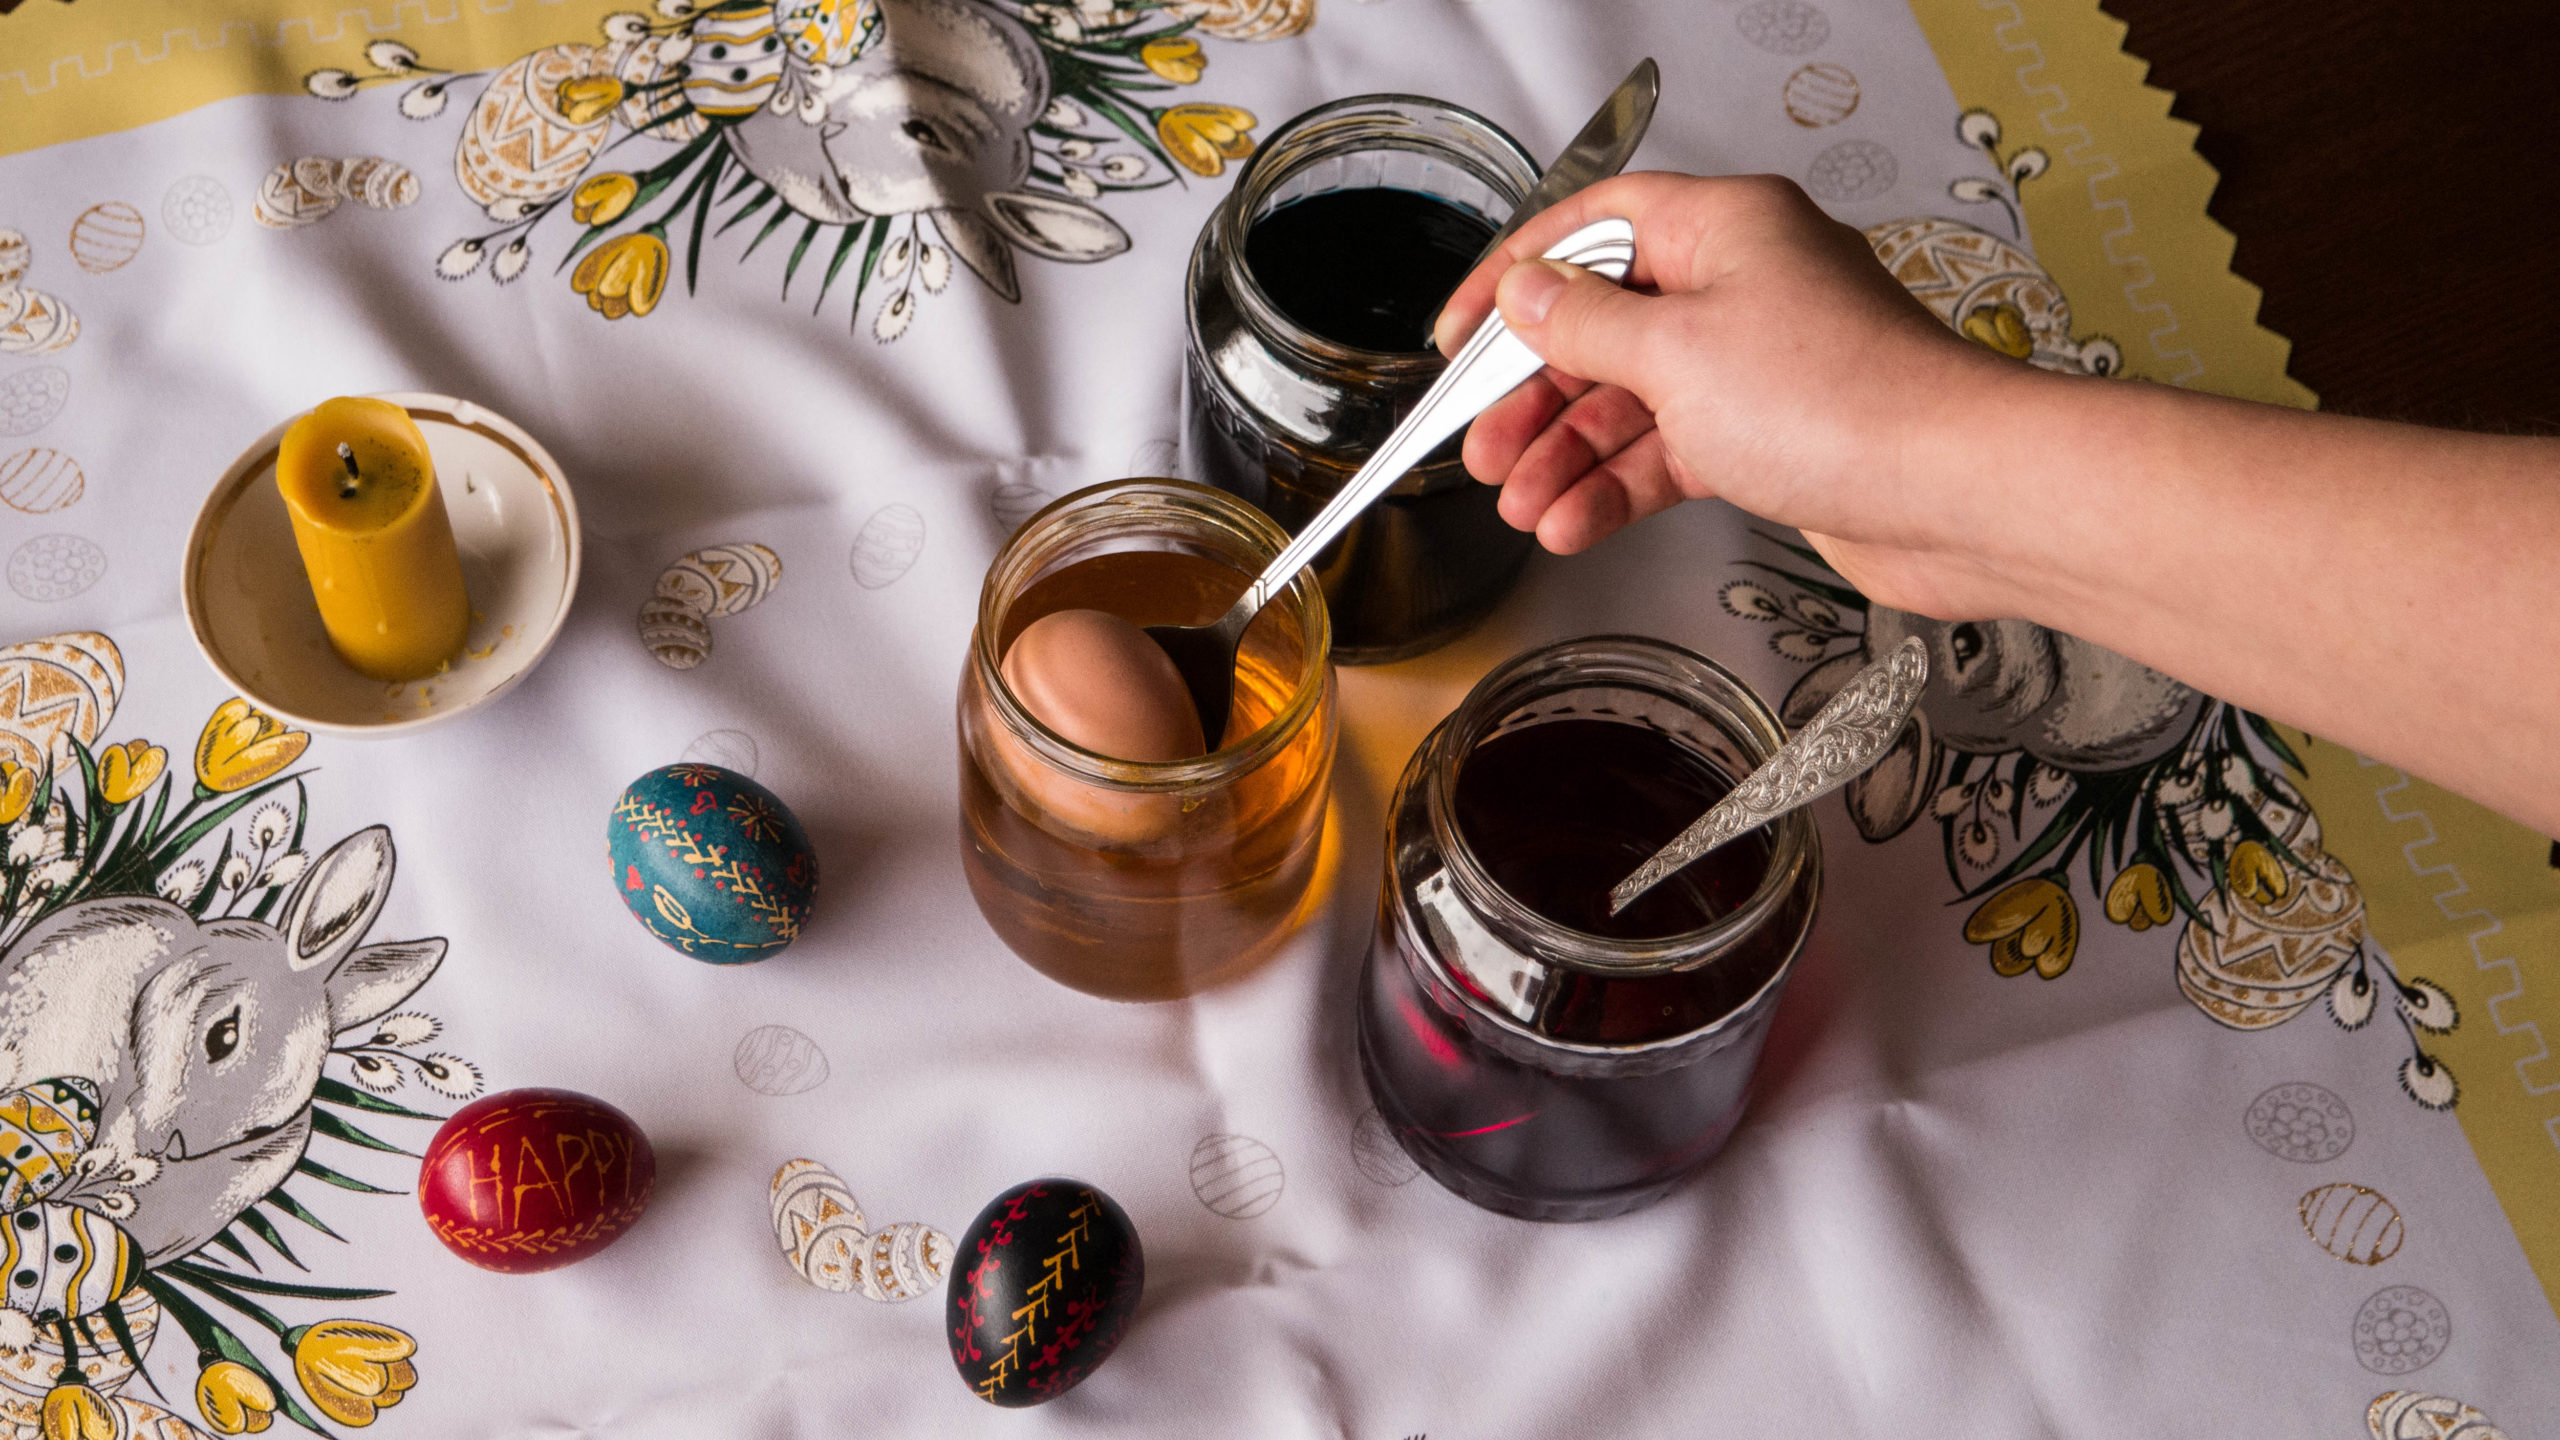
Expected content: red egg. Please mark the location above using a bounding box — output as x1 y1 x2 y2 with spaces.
418 1088 656 1274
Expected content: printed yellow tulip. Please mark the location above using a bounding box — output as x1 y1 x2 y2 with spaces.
39 1383 114 1440
1964 876 2079 979
2227 839 2289 904
2103 862 2174 931
196 1361 279 1435
572 231 670 320
292 1320 418 1427
555 74 626 126
98 738 166 805
1157 103 1257 176
0 761 33 825
1959 302 2034 359
195 698 311 794
1140 36 1206 83
572 172 639 227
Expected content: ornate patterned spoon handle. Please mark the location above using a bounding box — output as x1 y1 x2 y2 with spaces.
1608 636 1930 916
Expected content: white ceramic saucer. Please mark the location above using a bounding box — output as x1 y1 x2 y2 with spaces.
184 392 582 736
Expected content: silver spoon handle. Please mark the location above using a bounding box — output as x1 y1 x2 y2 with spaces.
1609 636 1930 915
1225 217 1638 625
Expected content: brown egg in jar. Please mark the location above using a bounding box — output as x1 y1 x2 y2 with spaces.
992 608 1208 845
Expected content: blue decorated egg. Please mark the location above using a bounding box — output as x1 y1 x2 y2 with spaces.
607 763 817 963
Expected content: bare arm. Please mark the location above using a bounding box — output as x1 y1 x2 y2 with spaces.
1434 172 2560 836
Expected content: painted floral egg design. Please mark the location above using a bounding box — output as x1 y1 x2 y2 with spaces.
607 763 818 962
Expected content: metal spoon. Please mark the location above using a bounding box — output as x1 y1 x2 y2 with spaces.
1470 58 1660 265
1147 217 1638 744
1608 636 1931 916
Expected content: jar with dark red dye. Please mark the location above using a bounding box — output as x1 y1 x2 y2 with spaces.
1357 636 1823 1221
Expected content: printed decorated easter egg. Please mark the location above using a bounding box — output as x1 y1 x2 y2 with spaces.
607 763 817 962
162 175 234 245
419 1087 655 1273
850 503 926 589
0 631 121 775
456 45 617 214
656 541 782 618
0 447 84 513
4 1201 140 1318
0 366 70 438
0 1077 99 1210
948 1178 1143 1408
770 1158 866 1291
605 32 708 140
859 1220 953 1303
683 7 788 117
253 159 341 229
67 202 145 273
776 0 881 65
638 594 713 669
335 156 421 211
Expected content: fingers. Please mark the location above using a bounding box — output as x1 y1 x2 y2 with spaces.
1432 170 1804 352
1492 259 1669 396
1463 373 1691 555
1488 381 1660 531
1535 430 1693 555
1461 369 1595 484
1432 171 1698 354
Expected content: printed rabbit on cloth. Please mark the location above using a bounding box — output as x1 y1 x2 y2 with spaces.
0 636 479 1437
307 0 1273 341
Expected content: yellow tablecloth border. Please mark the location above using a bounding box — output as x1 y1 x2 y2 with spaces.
1907 0 2317 409
2294 743 2560 1322
0 0 627 159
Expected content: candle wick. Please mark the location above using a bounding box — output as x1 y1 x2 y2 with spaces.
336 442 360 499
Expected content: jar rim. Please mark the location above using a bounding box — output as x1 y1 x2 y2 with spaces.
1423 634 1820 977
971 478 1332 791
1216 93 1541 377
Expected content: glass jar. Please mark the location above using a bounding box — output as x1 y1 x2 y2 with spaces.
959 479 1337 1001
1356 637 1823 1221
1183 95 1542 664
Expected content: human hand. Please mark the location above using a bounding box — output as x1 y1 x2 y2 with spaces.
1433 171 2044 621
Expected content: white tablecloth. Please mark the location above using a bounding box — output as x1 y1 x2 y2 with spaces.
1 0 2553 1434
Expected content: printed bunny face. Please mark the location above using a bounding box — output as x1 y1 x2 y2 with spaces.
722 0 1129 300
1786 608 2207 843
1864 607 2203 769
0 826 443 1260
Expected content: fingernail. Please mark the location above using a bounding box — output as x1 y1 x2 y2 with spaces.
1496 259 1572 328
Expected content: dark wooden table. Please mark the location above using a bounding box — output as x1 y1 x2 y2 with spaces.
2103 0 2560 430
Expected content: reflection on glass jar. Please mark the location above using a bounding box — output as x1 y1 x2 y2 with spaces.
1357 637 1822 1221
959 480 1337 1001
1184 95 1542 664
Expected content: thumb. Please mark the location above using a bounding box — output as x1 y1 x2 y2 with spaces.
1494 257 1660 391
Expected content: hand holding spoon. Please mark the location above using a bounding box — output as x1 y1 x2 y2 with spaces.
1608 637 1930 916
1150 217 1638 742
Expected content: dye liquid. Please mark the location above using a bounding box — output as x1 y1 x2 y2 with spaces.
961 548 1333 1001
1358 716 1813 1220
1244 187 1494 353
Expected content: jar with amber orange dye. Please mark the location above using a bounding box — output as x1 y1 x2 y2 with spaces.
958 480 1336 1000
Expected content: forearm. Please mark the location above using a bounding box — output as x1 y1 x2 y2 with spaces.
1960 369 2560 835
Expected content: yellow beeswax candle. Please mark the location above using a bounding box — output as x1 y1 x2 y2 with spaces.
276 397 471 681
